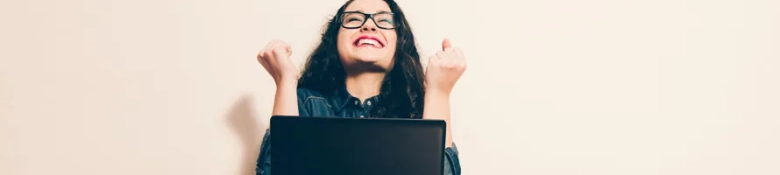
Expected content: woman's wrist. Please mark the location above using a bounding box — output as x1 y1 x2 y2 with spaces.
425 88 451 98
276 78 298 89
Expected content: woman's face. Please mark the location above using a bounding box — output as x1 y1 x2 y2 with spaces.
337 0 398 72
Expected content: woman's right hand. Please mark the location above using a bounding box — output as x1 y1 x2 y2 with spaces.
257 40 298 86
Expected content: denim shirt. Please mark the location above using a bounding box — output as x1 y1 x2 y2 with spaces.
255 86 462 175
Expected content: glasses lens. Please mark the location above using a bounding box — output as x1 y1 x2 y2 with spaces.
342 12 396 29
342 13 366 28
373 13 396 29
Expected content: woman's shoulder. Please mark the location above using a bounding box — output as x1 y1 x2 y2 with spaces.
296 87 336 115
296 87 327 99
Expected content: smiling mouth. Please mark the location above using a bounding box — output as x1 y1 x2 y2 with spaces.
353 36 385 48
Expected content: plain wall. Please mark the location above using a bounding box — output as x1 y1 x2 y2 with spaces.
1 0 779 174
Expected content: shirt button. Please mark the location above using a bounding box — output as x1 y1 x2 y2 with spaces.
360 115 365 118
354 100 359 105
367 101 372 106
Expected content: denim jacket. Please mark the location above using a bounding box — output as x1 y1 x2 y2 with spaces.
255 86 462 175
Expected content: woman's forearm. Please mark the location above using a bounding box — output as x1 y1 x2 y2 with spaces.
272 82 299 116
423 90 453 148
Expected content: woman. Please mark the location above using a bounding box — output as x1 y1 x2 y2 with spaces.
255 0 465 174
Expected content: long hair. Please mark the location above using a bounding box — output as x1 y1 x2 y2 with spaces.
297 0 425 119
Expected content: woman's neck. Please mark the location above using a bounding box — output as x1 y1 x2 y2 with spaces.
345 72 385 102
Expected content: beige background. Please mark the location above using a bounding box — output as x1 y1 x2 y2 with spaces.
1 0 779 174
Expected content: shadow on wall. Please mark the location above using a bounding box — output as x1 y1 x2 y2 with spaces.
225 94 266 175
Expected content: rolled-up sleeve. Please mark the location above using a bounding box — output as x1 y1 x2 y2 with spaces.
443 142 462 175
256 129 272 175
257 89 311 175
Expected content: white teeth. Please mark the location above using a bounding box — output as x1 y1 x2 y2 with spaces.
358 39 380 46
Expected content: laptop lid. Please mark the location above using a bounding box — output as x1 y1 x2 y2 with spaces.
270 116 446 175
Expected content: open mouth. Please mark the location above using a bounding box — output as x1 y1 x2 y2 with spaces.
353 35 385 48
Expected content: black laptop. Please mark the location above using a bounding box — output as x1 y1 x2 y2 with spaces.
270 116 447 175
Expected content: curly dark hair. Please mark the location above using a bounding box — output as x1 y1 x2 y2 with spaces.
297 0 425 119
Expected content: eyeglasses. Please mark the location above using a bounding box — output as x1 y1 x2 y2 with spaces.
340 11 396 30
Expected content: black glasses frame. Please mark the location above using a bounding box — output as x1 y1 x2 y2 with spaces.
339 11 397 30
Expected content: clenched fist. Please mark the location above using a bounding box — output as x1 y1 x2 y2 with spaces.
425 39 467 95
257 40 298 86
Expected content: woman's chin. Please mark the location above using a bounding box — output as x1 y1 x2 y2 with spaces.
352 57 384 63
344 57 391 72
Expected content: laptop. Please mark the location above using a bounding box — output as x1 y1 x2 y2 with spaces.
270 116 447 175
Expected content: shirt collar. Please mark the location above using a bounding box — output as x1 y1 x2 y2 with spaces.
330 84 381 113
330 85 354 113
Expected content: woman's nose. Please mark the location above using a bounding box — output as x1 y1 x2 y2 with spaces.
360 21 377 32
361 25 377 32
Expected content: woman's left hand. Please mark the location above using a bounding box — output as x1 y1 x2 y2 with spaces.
425 38 467 95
